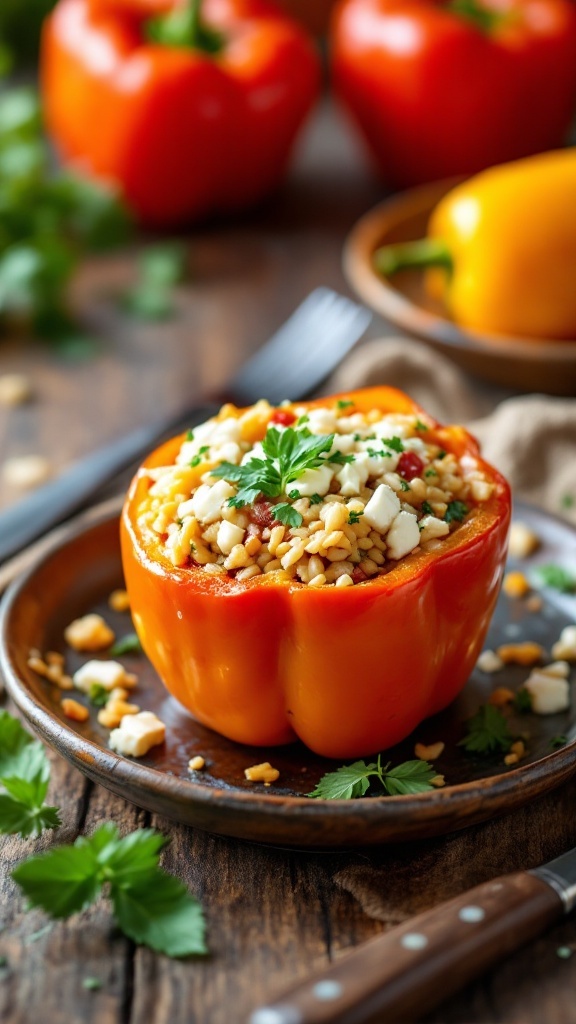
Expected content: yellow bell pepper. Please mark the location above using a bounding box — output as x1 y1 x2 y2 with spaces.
375 149 576 340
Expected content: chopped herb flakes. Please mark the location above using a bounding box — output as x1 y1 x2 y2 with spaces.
336 399 354 410
348 510 364 525
445 501 468 523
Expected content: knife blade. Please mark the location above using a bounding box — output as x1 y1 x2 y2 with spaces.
248 848 576 1024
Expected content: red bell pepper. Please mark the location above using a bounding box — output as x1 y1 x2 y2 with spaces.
42 0 320 225
330 0 576 188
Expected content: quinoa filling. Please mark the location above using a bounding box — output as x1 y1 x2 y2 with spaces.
136 398 495 588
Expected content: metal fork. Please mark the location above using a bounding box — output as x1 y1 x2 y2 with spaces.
0 288 371 564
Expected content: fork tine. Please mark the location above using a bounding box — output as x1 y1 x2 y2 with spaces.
228 288 371 406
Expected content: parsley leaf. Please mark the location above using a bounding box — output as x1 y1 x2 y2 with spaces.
109 633 143 657
308 755 437 800
414 419 429 431
309 493 322 505
458 704 512 754
273 503 303 529
445 501 468 524
421 500 434 515
88 683 109 707
328 451 355 465
399 479 410 492
382 436 404 453
348 510 364 525
212 426 337 510
535 564 576 594
550 735 568 749
12 823 207 957
336 399 354 410
0 711 61 838
513 688 532 713
122 244 187 321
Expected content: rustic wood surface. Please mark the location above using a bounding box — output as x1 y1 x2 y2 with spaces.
1 99 576 1024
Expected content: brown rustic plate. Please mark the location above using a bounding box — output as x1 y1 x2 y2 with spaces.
1 503 576 848
343 180 576 395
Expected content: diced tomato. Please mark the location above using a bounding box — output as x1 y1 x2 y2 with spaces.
249 501 276 529
269 409 296 426
397 451 425 481
351 565 368 584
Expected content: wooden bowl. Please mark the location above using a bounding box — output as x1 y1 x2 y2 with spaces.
343 180 576 395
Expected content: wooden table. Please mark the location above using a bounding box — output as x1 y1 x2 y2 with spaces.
2 99 576 1024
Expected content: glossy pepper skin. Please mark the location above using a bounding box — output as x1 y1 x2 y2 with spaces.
121 387 511 759
42 0 320 226
376 149 576 340
330 0 576 188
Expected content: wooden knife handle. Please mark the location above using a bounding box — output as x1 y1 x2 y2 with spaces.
249 872 562 1024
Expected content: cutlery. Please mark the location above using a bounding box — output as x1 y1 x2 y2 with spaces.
0 288 371 565
249 847 576 1024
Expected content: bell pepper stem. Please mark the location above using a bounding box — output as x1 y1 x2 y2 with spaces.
374 238 453 278
447 0 503 34
146 0 224 54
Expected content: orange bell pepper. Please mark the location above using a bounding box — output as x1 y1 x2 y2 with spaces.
41 0 320 225
121 387 510 759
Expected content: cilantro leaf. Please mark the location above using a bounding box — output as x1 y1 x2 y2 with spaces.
12 843 101 917
0 711 61 837
109 633 143 657
96 827 168 886
0 795 60 839
458 704 512 754
111 869 207 957
308 756 437 800
273 503 303 528
445 501 468 524
381 760 437 796
535 564 576 594
382 437 404 453
421 500 434 515
308 761 376 800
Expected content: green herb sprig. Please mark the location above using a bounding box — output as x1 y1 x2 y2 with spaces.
535 564 576 594
0 711 61 838
109 633 143 657
12 823 207 958
308 755 437 800
212 425 356 527
458 704 512 755
444 501 468 524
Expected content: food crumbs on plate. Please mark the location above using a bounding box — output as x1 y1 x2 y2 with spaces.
108 589 130 612
524 669 570 714
496 641 545 666
73 660 137 693
97 699 140 729
502 571 530 598
508 522 540 559
414 741 444 761
476 649 504 674
2 455 51 489
504 752 519 766
510 740 526 760
244 762 280 784
431 775 445 788
64 613 115 652
525 594 543 613
61 698 90 722
109 711 165 757
0 373 32 406
188 756 206 771
552 626 576 662
488 687 515 707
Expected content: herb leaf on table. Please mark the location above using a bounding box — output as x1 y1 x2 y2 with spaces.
0 711 61 837
308 755 437 800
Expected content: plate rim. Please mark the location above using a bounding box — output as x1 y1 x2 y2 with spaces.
2 504 576 842
343 180 576 362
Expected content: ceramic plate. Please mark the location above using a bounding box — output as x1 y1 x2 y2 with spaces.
1 503 576 848
343 180 576 395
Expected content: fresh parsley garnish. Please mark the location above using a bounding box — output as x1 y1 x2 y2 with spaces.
309 493 322 505
212 426 340 515
458 704 512 754
382 436 404 453
421 500 434 515
288 489 301 500
186 429 195 441
273 503 302 529
88 684 109 708
189 445 210 468
109 633 142 657
348 510 364 525
399 479 410 492
328 451 355 466
123 243 187 321
296 415 309 426
12 823 207 958
336 399 354 411
437 450 447 460
308 755 437 800
424 468 437 478
513 688 532 713
0 711 61 838
550 735 568 749
445 501 468 524
414 419 429 431
535 564 576 594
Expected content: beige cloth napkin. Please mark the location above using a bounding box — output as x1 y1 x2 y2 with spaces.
329 337 576 524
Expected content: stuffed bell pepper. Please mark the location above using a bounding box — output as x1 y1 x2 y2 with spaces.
42 0 320 225
121 387 511 758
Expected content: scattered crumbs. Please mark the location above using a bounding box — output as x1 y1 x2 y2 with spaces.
508 522 540 559
2 455 51 489
488 687 515 708
476 650 504 674
414 741 445 761
502 571 530 599
557 946 573 960
0 373 32 406
61 698 90 723
188 756 205 771
64 614 115 652
108 589 130 613
431 775 445 788
244 762 280 785
82 977 103 991
525 594 543 613
496 641 545 667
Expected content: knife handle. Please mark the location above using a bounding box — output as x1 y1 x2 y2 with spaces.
249 872 562 1024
